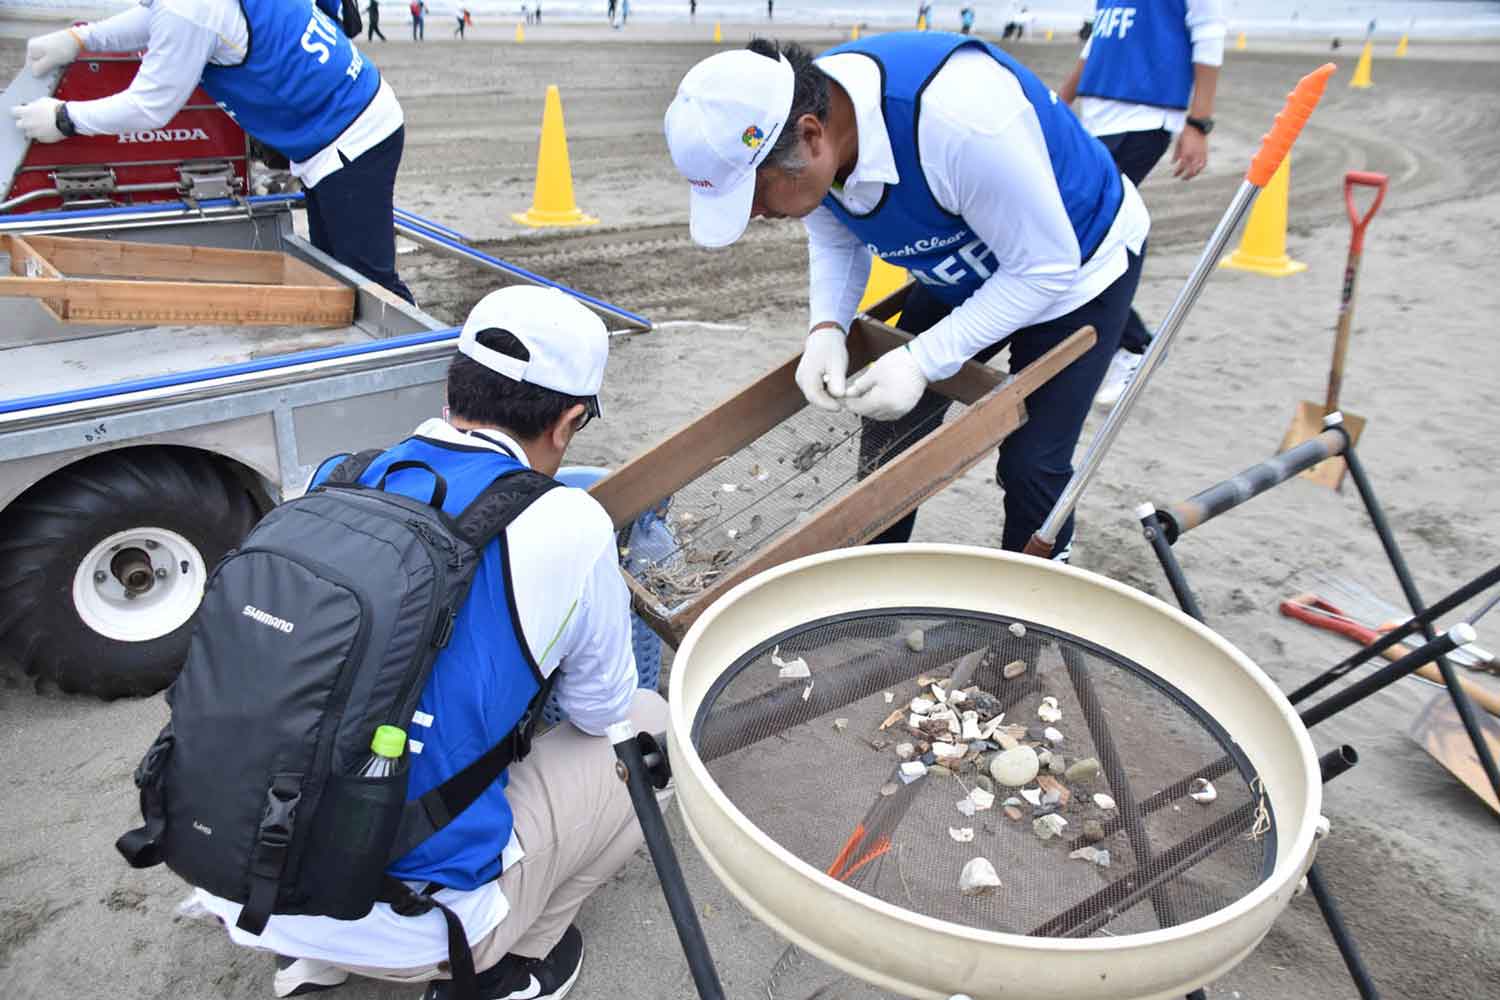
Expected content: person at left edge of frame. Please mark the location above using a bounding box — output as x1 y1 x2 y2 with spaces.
10 0 415 304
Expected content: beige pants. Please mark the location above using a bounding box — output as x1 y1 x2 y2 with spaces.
337 688 671 982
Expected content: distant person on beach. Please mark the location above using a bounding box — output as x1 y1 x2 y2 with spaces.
960 6 975 34
12 0 412 301
454 6 469 36
607 0 617 22
665 35 1148 560
409 0 425 39
365 0 387 40
622 0 630 24
1058 0 1225 405
535 1 542 24
767 0 774 21
916 2 933 28
690 0 697 21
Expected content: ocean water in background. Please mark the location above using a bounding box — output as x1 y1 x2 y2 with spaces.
1 0 1497 37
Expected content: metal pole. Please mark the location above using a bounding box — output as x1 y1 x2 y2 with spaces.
1138 503 1207 620
1339 445 1500 813
608 722 725 1000
1029 180 1259 552
1299 626 1477 728
1307 864 1381 1000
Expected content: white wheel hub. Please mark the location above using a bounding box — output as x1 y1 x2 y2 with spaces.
71 526 208 642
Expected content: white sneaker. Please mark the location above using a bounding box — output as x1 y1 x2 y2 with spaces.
1093 349 1143 408
273 956 348 997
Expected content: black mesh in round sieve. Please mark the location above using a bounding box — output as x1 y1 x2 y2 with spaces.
691 608 1275 940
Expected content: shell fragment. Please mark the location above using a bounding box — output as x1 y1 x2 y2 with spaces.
959 857 1002 895
948 826 975 843
1190 778 1218 804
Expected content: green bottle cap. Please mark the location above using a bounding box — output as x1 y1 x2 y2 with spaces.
370 725 406 759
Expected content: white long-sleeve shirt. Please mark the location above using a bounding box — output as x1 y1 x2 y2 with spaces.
807 48 1150 381
1076 0 1227 137
70 0 403 186
197 418 637 968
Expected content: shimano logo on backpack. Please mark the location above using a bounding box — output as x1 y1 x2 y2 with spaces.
242 604 296 634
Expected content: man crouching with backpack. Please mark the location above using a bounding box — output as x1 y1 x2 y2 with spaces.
174 286 662 999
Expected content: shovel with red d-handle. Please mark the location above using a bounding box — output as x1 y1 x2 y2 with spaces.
1279 170 1389 489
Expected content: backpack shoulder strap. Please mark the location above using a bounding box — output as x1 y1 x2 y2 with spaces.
322 448 384 486
452 467 560 549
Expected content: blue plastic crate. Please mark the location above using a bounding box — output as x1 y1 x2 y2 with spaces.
542 466 667 725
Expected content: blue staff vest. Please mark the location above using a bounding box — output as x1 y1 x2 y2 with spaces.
1078 1 1194 110
200 0 382 163
819 33 1123 308
313 435 542 890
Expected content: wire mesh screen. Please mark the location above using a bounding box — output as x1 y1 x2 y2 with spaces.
692 609 1274 996
623 401 959 611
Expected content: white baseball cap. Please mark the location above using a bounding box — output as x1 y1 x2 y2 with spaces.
664 48 796 248
458 285 608 417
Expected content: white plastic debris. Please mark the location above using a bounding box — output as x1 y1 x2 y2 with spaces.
833 718 849 732
801 682 814 702
961 711 983 741
771 646 811 679
908 713 927 729
1069 846 1111 867
956 798 977 818
720 483 739 493
899 761 928 783
1020 787 1043 806
884 691 895 704
1043 726 1064 743
929 708 961 735
1093 793 1116 810
929 682 948 704
910 696 936 715
1190 778 1218 804
749 463 769 482
1037 696 1063 724
947 688 968 706
948 826 975 843
959 857 1002 895
969 788 996 811
726 528 740 541
895 742 916 760
932 741 966 761
1033 814 1068 840
1009 622 1027 638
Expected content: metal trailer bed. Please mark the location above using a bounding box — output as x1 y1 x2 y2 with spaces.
0 194 649 697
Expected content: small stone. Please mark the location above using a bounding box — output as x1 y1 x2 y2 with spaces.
1036 775 1071 807
1190 778 1218 804
995 731 1020 751
1043 726 1064 744
1033 813 1068 840
895 742 916 761
833 718 849 731
1003 796 1022 807
880 782 899 797
1020 787 1043 806
1037 696 1062 724
970 739 998 753
906 628 926 652
959 856 1002 895
1041 789 1061 807
1082 820 1106 843
1026 725 1049 742
868 737 889 751
1048 755 1068 775
1009 622 1027 638
1093 793 1116 810
971 692 1002 715
1036 748 1052 768
1069 845 1110 867
1003 805 1024 821
1002 659 1028 679
975 774 995 794
1065 757 1102 784
899 761 927 783
988 745 1041 787
929 764 954 777
921 751 937 766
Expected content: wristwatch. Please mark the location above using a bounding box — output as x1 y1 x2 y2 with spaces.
1185 115 1215 135
55 102 76 138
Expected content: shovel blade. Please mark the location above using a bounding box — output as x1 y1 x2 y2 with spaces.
1410 691 1500 814
1280 401 1366 489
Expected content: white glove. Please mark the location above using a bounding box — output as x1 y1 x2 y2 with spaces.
795 325 850 413
843 346 929 421
11 98 65 143
26 28 82 77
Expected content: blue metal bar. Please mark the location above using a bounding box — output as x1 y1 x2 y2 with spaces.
0 328 459 414
393 206 468 243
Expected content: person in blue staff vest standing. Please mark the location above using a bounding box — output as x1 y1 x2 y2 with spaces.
664 33 1148 560
12 0 414 303
1058 0 1225 406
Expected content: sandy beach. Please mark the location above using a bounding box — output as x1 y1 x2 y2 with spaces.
2 20 1500 1000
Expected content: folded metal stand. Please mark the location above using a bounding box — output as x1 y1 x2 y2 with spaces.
1135 410 1500 1000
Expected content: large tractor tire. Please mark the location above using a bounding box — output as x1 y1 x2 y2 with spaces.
0 448 260 698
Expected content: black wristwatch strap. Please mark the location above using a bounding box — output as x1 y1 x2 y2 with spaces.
1185 115 1214 135
55 102 76 138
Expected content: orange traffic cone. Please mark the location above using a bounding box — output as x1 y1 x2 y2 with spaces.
511 86 598 228
1219 155 1306 276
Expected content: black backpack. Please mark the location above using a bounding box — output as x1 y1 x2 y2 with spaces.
117 450 559 998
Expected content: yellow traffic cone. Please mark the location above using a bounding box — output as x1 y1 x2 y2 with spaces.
511 86 598 229
1219 155 1306 276
1350 39 1374 87
917 14 926 31
1396 33 1409 57
712 20 722 42
851 23 860 41
1045 28 1054 41
515 21 524 42
1236 31 1247 50
857 257 909 316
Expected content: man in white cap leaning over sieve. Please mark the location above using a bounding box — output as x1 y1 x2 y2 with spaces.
663 33 1148 560
191 285 666 1000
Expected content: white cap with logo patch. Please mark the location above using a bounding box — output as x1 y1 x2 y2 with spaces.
664 49 796 248
458 285 608 417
